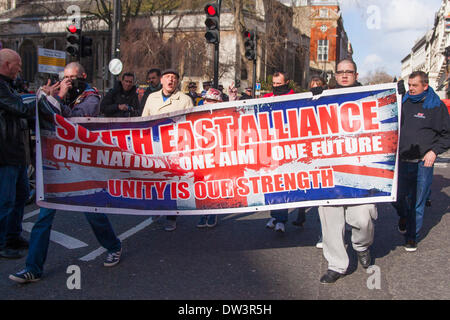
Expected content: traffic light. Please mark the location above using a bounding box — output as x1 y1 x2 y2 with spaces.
244 31 256 60
81 36 93 57
66 24 80 57
204 3 220 44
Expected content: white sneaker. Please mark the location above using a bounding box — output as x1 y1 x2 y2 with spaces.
275 222 285 233
266 218 276 229
316 241 323 249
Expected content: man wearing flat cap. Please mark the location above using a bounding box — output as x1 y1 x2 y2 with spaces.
142 69 193 117
141 69 193 231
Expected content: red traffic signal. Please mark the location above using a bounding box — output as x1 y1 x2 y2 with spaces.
244 30 256 61
204 3 220 44
244 31 254 40
66 24 81 57
68 24 78 34
205 4 218 16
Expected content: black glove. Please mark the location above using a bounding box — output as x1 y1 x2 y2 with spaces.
310 86 324 96
397 80 406 96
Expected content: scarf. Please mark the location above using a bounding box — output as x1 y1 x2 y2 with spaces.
402 86 441 109
272 83 291 96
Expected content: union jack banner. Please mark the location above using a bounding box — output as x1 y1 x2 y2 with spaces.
36 83 401 215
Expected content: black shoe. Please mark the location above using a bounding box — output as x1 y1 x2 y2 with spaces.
398 217 407 234
404 240 417 252
6 236 29 250
0 248 23 259
357 249 372 268
426 199 432 207
292 209 306 227
320 270 345 284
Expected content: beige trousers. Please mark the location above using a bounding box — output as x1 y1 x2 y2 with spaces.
318 204 378 274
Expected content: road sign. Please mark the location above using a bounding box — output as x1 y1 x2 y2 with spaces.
255 82 261 90
38 48 66 74
108 58 123 75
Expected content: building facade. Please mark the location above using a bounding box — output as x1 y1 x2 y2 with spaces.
0 0 311 93
307 0 353 81
401 0 450 98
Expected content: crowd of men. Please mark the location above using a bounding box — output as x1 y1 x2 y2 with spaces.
1 47 450 285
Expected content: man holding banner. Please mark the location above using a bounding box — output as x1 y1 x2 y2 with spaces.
318 59 377 284
263 71 295 233
396 71 450 252
142 68 193 231
10 62 122 284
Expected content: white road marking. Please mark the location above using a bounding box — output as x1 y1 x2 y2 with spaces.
23 209 40 220
79 216 157 262
22 222 89 249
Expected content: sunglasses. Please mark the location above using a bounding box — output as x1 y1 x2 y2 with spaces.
336 70 355 75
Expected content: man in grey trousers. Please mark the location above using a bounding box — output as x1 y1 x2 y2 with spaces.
317 59 377 284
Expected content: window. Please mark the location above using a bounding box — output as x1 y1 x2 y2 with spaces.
320 8 328 18
19 40 37 83
317 39 328 61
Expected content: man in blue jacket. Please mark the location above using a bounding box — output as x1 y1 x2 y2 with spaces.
396 71 450 251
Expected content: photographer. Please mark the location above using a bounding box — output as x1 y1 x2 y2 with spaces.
100 72 140 117
43 62 101 117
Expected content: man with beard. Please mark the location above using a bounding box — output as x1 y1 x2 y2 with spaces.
9 62 122 284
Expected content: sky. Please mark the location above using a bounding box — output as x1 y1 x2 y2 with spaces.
338 0 443 78
279 0 444 78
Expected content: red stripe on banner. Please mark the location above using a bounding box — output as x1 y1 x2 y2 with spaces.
45 180 107 193
185 109 249 209
332 165 394 179
377 94 397 107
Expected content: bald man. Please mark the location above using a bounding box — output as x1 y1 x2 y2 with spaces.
9 62 122 284
0 49 35 259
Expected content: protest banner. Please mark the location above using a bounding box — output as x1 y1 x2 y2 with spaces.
36 83 401 215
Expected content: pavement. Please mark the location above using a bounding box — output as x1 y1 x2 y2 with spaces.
0 152 449 301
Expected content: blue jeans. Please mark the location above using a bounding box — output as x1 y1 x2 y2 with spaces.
396 161 434 242
270 209 288 223
0 165 29 248
26 208 121 276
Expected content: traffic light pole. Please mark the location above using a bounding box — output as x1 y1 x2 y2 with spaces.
214 42 219 89
252 32 257 98
213 0 222 89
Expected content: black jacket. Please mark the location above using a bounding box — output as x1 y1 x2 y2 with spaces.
399 98 450 160
0 75 35 166
100 81 140 117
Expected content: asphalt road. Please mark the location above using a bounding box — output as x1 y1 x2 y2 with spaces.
1 153 449 303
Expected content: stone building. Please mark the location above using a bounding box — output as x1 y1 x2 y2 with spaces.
0 0 311 93
283 0 353 83
401 0 450 98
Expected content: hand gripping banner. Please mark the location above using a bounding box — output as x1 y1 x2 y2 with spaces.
36 83 401 215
